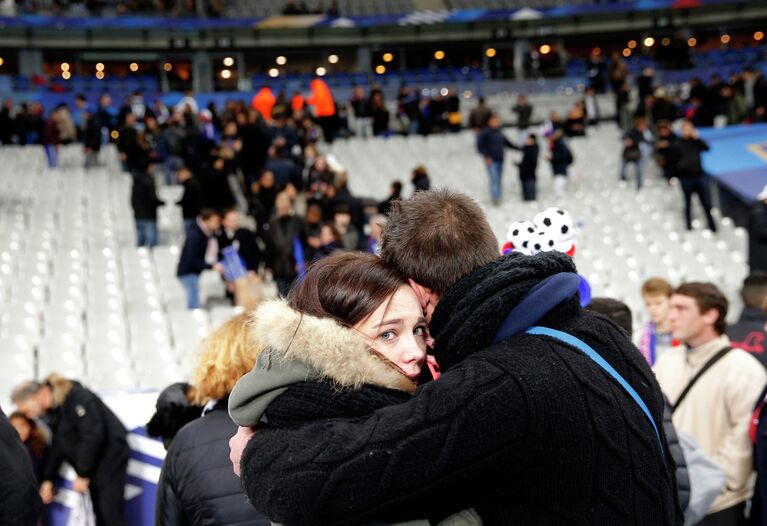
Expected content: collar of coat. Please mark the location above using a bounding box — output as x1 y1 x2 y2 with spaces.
252 299 416 393
45 374 74 407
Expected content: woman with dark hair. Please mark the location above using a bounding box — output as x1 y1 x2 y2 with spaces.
9 412 48 484
312 223 344 261
228 252 477 524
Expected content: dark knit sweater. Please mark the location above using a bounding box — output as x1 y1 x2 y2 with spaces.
265 382 412 428
240 253 683 526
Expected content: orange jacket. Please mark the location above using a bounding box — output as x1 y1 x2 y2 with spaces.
291 93 305 113
252 87 276 122
307 79 336 118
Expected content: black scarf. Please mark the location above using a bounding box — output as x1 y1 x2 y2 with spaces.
429 251 577 370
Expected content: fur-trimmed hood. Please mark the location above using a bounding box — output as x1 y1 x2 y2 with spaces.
253 299 415 391
45 374 74 407
229 299 415 427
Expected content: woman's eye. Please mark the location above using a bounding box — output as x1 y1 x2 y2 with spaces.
379 331 395 341
414 326 426 337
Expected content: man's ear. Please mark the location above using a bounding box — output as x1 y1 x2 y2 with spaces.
701 308 720 329
408 279 431 311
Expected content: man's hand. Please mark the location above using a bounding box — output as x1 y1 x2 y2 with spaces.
40 481 54 504
484 156 492 166
230 426 258 477
213 262 225 275
72 477 90 494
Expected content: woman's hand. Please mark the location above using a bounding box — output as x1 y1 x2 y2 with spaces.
229 426 258 477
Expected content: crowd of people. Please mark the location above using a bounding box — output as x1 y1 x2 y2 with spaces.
4 49 767 526
5 189 767 526
1 0 227 18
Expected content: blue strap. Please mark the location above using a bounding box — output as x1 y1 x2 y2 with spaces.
526 326 663 453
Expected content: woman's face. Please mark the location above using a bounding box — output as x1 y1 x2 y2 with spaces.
355 285 428 381
320 224 336 245
10 416 31 442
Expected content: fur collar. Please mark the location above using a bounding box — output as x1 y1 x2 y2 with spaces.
45 374 74 407
251 299 416 393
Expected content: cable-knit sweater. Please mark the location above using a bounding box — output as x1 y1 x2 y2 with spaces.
240 252 683 526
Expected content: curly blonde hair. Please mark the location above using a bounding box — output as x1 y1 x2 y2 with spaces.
193 313 261 405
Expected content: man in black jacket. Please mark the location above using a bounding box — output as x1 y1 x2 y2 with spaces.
177 208 224 309
476 113 515 205
177 165 203 235
232 189 682 526
264 192 305 297
11 375 129 526
130 164 164 248
728 273 767 365
749 185 767 273
0 406 42 526
670 120 716 232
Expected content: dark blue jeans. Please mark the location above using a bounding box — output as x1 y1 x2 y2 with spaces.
136 220 158 248
520 178 536 201
485 161 503 203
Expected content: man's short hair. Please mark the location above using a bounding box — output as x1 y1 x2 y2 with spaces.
741 273 767 309
674 282 729 335
199 208 221 221
381 189 498 296
11 381 42 405
641 277 673 298
586 297 633 338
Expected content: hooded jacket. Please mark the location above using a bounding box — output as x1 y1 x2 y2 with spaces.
229 299 416 428
229 300 481 526
237 252 682 526
41 375 128 484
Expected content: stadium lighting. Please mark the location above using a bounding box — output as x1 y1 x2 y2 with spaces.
382 52 394 62
756 31 765 41
434 50 445 60
96 71 105 79
276 56 287 65
0 57 4 67
687 37 697 47
643 37 655 47
130 62 139 72
440 87 448 96
720 34 730 45
62 71 71 80
223 56 234 67
539 44 551 55
627 40 637 49
220 69 232 79
110 130 119 140
375 65 386 74
96 62 105 72
268 68 279 77
315 66 326 76
328 54 339 64
622 48 631 57
661 37 671 46
163 62 173 72
61 62 70 71
485 48 497 58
